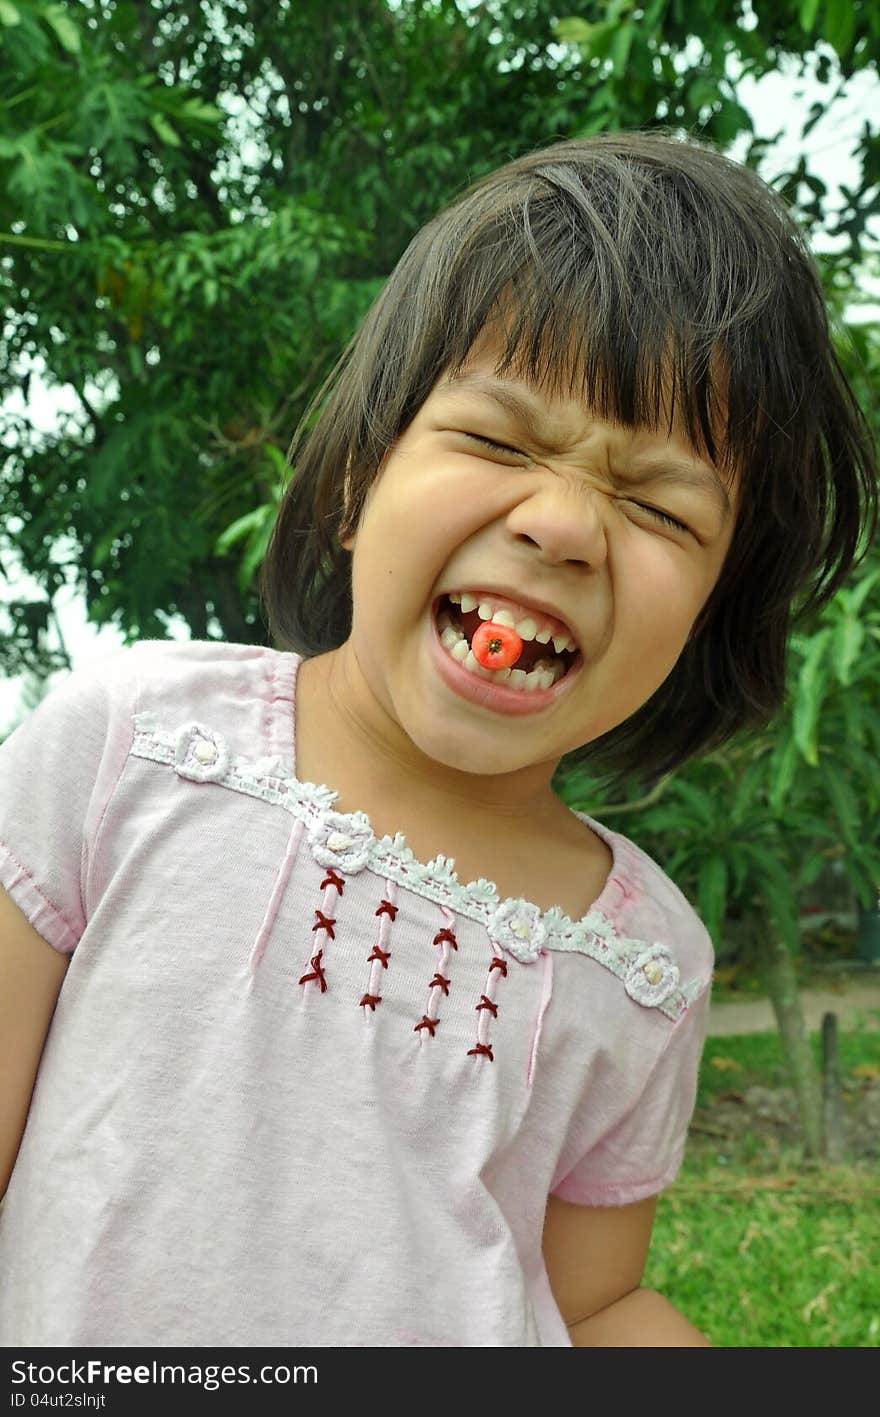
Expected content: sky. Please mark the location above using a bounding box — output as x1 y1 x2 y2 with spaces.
1 55 878 736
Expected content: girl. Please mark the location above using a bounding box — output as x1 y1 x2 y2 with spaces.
0 132 876 1349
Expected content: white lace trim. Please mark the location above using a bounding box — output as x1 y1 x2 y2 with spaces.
130 713 701 1020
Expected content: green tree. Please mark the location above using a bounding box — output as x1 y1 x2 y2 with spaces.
2 0 878 678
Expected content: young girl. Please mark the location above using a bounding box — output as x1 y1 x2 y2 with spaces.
0 132 876 1349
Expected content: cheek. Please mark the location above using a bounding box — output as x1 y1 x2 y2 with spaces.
618 547 700 622
361 464 491 562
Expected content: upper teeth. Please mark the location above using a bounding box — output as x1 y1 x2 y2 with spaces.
450 591 577 655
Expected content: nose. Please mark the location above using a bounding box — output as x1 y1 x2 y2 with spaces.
504 478 610 567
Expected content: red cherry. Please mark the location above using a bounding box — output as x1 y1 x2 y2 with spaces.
471 620 523 670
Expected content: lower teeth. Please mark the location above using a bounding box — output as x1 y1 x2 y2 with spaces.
437 612 568 691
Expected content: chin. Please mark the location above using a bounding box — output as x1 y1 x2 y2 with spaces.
404 719 540 778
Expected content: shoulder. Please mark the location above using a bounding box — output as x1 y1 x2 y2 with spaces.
125 636 286 676
15 640 298 786
117 639 300 787
611 821 714 997
105 638 296 710
574 811 714 1009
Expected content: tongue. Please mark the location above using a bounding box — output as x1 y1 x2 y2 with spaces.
457 609 547 672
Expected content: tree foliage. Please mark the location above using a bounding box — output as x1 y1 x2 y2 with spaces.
1 0 878 678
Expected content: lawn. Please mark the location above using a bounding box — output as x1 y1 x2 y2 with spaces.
643 1020 880 1347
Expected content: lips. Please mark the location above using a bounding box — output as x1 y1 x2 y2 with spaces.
428 599 583 715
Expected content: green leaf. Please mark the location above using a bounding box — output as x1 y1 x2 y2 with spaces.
818 762 862 848
755 853 802 953
609 24 634 76
214 506 269 555
688 77 719 112
671 777 718 828
712 100 753 145
149 114 181 148
799 0 821 32
180 99 224 124
731 757 766 825
849 567 880 617
697 854 728 942
831 614 864 687
238 521 272 594
552 17 596 44
797 849 829 888
725 844 754 898
0 0 20 25
768 735 799 815
642 0 668 28
793 628 832 766
824 0 856 55
92 530 117 567
634 807 695 836
263 444 292 482
44 4 81 54
844 851 880 911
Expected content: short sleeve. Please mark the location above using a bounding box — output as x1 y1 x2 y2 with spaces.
0 650 135 955
550 979 711 1207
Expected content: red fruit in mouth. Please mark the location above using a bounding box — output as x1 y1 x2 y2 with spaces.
471 620 524 670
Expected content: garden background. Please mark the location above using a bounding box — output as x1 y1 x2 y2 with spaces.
1 0 878 1345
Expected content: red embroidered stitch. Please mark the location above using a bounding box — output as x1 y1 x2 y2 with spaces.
312 909 336 939
367 945 391 968
476 994 498 1017
376 899 399 920
320 868 345 893
433 928 458 950
299 951 328 992
489 956 508 976
467 1042 495 1061
414 1015 439 1037
429 972 451 995
360 993 382 1010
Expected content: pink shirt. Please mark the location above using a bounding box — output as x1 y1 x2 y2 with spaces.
0 639 712 1346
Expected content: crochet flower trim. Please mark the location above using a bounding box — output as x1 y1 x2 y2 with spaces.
131 714 699 1020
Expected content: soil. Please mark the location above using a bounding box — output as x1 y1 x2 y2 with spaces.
694 984 880 1165
688 1078 880 1164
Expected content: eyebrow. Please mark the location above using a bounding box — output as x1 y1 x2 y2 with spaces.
439 373 734 523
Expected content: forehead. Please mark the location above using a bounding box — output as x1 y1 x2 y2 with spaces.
435 342 726 449
428 332 739 523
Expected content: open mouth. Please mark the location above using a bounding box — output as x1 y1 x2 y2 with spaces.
433 594 581 693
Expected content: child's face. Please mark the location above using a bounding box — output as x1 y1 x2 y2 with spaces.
340 331 739 786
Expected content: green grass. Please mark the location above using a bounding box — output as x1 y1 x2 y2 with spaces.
643 1022 880 1347
645 1167 879 1346
696 1018 880 1109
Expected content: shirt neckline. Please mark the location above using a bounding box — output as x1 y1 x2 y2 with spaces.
279 648 629 929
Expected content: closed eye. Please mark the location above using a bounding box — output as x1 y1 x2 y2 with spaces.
630 503 690 533
462 431 524 456
461 433 691 534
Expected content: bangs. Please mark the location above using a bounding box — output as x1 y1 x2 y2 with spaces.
447 278 739 477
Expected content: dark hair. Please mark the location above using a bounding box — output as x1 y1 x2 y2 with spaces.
259 130 878 794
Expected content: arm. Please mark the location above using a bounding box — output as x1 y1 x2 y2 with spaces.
542 1191 712 1347
568 1287 712 1346
0 886 69 1199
